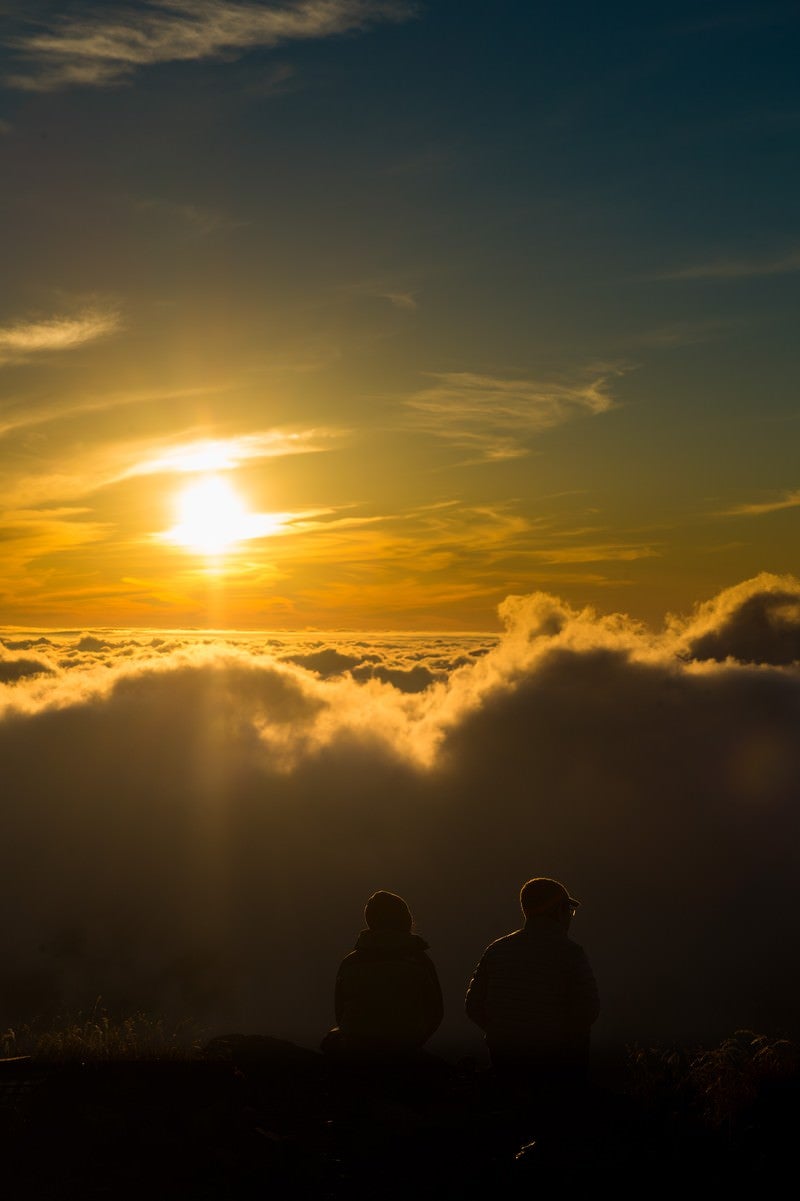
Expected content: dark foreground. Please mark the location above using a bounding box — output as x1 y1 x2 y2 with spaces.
2 1033 798 1199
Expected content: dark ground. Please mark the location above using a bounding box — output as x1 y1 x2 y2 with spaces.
2 1035 798 1199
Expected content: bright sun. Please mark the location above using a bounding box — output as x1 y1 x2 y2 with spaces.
170 474 251 556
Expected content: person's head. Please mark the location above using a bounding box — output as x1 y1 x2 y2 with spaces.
520 877 580 928
364 890 413 933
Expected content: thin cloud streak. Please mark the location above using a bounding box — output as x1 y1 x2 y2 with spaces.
0 385 232 440
156 511 329 548
7 0 415 91
523 542 659 565
657 248 800 281
133 196 249 236
1 426 346 510
128 429 341 478
718 489 800 517
0 309 121 363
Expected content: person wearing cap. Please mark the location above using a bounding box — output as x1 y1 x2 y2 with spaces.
323 890 443 1059
465 877 599 1087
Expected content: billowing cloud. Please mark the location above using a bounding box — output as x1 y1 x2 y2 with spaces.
1 575 799 1059
351 662 439 692
405 369 622 462
0 649 55 683
7 0 414 91
674 573 800 666
281 647 364 678
0 308 121 364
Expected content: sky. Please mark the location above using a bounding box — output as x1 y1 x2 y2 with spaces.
1 3 800 1060
0 0 798 631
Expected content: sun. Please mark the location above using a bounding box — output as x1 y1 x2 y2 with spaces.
169 474 252 556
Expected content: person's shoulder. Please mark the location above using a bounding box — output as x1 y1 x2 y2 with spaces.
336 949 361 973
480 929 524 957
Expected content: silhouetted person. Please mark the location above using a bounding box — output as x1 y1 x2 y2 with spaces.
323 890 443 1061
465 877 599 1106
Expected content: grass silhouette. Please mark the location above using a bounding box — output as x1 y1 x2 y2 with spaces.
2 1013 799 1197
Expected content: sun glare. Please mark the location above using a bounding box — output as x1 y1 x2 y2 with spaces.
170 474 252 556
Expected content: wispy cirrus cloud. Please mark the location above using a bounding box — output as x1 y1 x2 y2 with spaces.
7 0 414 91
405 367 623 462
718 489 800 517
381 290 417 311
2 426 345 510
625 320 727 348
0 385 227 440
333 275 420 312
133 196 249 236
523 542 659 565
0 308 122 364
656 248 800 281
128 428 340 478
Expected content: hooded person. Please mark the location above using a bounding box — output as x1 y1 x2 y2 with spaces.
323 890 443 1058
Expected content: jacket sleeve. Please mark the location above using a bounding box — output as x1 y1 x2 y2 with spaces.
464 953 489 1031
334 959 347 1026
568 946 600 1026
422 956 444 1041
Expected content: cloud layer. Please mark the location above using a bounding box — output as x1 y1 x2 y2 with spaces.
2 573 799 1058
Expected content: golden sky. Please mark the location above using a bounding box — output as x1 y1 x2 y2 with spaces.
1 1 798 630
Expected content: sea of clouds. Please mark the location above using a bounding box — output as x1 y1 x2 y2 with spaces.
2 572 800 1059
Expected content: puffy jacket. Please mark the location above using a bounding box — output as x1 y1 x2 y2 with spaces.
335 929 443 1053
465 915 599 1068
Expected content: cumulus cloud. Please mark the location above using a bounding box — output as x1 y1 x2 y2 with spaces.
281 647 364 678
7 0 414 91
674 573 800 665
0 649 56 683
1 577 799 1060
405 368 623 462
0 308 121 364
351 662 439 692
